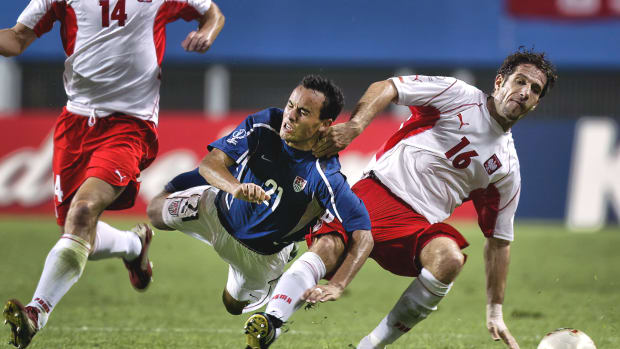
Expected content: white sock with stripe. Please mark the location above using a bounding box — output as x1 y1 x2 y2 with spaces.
27 234 90 329
88 221 141 261
265 252 326 323
357 268 452 348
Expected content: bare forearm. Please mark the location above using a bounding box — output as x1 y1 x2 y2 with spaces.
197 2 225 41
484 237 511 304
348 80 398 133
0 24 36 57
328 230 374 290
0 28 24 57
198 151 239 194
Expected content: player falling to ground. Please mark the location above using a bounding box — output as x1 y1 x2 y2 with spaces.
146 75 373 321
247 48 558 349
0 1 224 347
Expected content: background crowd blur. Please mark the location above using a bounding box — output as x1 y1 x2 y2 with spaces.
0 0 619 231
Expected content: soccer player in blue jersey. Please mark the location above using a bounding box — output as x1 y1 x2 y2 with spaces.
146 76 373 334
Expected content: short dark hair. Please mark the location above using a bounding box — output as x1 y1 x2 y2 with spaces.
300 75 344 121
497 47 558 98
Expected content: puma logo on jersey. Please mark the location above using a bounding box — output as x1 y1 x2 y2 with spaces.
484 154 502 175
457 113 470 129
115 169 127 182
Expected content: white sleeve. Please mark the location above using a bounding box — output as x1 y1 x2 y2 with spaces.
186 0 212 15
389 75 479 113
17 0 54 31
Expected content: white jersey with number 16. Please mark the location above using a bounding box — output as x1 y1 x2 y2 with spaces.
366 75 521 241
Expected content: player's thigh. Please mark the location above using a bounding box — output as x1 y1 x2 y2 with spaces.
66 177 124 222
222 242 294 303
160 185 217 240
147 190 174 230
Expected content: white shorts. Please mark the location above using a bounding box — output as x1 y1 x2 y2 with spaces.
161 185 294 313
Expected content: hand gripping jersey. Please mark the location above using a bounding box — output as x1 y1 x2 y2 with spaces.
210 108 371 254
367 75 521 241
17 0 212 124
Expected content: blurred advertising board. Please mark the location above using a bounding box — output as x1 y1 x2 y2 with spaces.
0 112 618 230
508 0 620 18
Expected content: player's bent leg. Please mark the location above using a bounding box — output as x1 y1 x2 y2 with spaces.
419 236 465 284
358 234 465 349
7 177 123 346
307 233 346 272
65 177 125 243
147 190 175 231
264 234 342 322
222 289 250 315
245 234 345 348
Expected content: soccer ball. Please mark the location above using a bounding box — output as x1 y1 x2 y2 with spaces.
537 328 596 349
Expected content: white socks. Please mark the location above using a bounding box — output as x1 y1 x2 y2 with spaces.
265 252 326 323
26 221 141 330
357 268 452 349
28 234 90 329
89 221 142 261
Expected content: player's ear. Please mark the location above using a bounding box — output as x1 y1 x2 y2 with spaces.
494 74 503 92
319 118 332 132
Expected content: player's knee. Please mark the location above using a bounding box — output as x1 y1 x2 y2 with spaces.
440 248 464 278
222 290 246 315
309 234 345 272
67 200 99 228
147 191 172 231
420 237 464 283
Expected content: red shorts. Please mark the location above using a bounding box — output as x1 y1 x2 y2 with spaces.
52 108 159 226
306 177 469 277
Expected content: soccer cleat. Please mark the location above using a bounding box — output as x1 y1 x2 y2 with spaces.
3 299 38 349
244 312 279 349
123 223 154 291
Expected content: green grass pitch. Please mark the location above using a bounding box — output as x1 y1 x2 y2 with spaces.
0 216 618 348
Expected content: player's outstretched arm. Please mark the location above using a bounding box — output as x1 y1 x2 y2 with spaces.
312 79 398 158
302 229 373 303
199 149 269 204
0 23 36 57
484 237 520 349
182 1 225 53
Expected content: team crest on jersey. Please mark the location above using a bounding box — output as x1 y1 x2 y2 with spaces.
484 154 502 175
293 176 307 192
168 200 180 216
226 129 247 145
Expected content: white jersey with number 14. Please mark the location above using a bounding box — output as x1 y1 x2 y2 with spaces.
18 0 212 124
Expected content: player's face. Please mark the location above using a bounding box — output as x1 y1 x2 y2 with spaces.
281 86 332 151
491 63 547 130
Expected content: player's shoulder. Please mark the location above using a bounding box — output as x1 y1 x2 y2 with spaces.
314 155 342 177
245 108 283 133
394 75 481 94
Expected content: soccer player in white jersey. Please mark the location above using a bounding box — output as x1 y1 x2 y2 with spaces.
255 48 557 349
0 1 224 347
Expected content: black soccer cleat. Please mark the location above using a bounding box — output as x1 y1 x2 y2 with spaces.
244 312 279 349
3 299 39 349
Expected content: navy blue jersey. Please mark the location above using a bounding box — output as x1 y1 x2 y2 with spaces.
209 108 370 254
